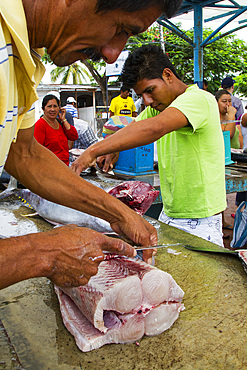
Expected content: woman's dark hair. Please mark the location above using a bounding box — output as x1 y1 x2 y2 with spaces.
96 0 182 18
215 89 231 102
42 95 60 109
121 44 180 89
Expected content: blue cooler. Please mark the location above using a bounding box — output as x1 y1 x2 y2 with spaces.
223 131 234 165
113 143 156 176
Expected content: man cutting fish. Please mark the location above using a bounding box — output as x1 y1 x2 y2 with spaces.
0 0 183 289
72 45 227 247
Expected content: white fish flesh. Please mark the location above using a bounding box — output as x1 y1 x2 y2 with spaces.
238 250 247 273
8 181 159 233
55 255 184 352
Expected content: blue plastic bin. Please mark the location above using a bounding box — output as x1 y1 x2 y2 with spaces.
114 143 156 176
223 131 234 166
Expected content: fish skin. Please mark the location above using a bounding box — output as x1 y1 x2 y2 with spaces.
1 179 159 233
14 188 113 233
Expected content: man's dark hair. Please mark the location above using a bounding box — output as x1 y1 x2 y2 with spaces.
121 44 180 89
121 85 130 93
96 0 182 18
215 89 231 102
42 94 60 109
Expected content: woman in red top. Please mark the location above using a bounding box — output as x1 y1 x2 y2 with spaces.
34 95 78 166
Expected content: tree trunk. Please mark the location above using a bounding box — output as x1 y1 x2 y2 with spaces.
82 61 107 106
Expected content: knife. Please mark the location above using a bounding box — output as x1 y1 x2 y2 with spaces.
134 243 184 251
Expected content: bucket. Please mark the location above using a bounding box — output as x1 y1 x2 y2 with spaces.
223 131 234 165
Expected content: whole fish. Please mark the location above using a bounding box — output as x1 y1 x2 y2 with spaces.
1 179 159 233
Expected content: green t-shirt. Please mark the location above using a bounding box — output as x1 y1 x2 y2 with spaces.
136 84 226 218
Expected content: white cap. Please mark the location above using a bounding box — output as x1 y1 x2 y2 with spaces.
67 97 76 104
46 90 60 100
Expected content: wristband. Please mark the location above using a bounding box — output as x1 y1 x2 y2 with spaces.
62 119 67 123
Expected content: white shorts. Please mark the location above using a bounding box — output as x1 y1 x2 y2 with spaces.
158 210 224 247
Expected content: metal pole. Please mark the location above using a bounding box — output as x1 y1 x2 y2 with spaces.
106 76 109 119
159 24 165 52
193 5 203 89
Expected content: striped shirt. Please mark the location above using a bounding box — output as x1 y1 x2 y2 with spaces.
0 1 45 175
64 104 78 118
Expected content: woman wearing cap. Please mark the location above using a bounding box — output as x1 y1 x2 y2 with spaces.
34 94 78 166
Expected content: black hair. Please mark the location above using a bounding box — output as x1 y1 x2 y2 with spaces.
121 44 180 89
96 0 182 18
121 85 130 92
215 89 231 102
42 95 60 109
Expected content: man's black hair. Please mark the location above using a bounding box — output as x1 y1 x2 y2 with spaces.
121 85 130 92
215 89 231 102
121 44 180 89
42 94 60 109
96 0 182 18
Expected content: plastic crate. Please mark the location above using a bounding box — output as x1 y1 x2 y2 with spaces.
114 143 156 176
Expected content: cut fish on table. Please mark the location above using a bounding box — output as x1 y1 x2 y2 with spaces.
108 181 159 215
238 250 247 273
55 255 184 352
0 180 159 233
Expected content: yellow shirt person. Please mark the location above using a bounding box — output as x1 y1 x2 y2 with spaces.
109 86 137 117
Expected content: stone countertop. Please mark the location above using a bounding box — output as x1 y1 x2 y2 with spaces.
0 195 247 369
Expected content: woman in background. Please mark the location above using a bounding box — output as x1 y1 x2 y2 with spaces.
215 89 240 149
34 95 78 166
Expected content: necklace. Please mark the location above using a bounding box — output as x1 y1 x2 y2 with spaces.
43 116 59 129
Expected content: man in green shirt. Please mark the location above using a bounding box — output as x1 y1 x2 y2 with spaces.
72 45 226 246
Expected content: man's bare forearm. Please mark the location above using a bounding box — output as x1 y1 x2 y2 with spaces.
0 234 49 289
4 127 130 224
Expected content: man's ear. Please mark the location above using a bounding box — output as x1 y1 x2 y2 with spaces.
162 68 173 83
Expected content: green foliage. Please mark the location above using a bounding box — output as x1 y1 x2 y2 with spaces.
234 74 247 97
50 63 90 84
126 24 247 95
42 25 247 97
42 50 52 64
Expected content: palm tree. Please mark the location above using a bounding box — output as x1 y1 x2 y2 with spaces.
50 63 91 84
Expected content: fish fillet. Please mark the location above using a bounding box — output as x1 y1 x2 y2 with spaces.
56 256 185 351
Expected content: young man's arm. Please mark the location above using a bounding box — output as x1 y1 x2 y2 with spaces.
71 107 188 174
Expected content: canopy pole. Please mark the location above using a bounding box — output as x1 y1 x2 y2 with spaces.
194 5 203 89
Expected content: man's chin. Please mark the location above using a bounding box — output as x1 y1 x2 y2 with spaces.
51 53 82 67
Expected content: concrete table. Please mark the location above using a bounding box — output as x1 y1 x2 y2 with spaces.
0 194 247 369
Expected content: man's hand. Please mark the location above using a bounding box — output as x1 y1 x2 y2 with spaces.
97 153 119 172
110 212 157 264
45 225 136 287
71 148 96 175
0 225 137 290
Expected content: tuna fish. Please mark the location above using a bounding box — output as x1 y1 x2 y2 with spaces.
55 255 184 352
0 180 159 233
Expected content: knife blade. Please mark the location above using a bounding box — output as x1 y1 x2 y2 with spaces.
134 243 184 251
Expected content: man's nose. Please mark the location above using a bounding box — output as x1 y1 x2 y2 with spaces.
143 94 153 106
101 33 129 64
